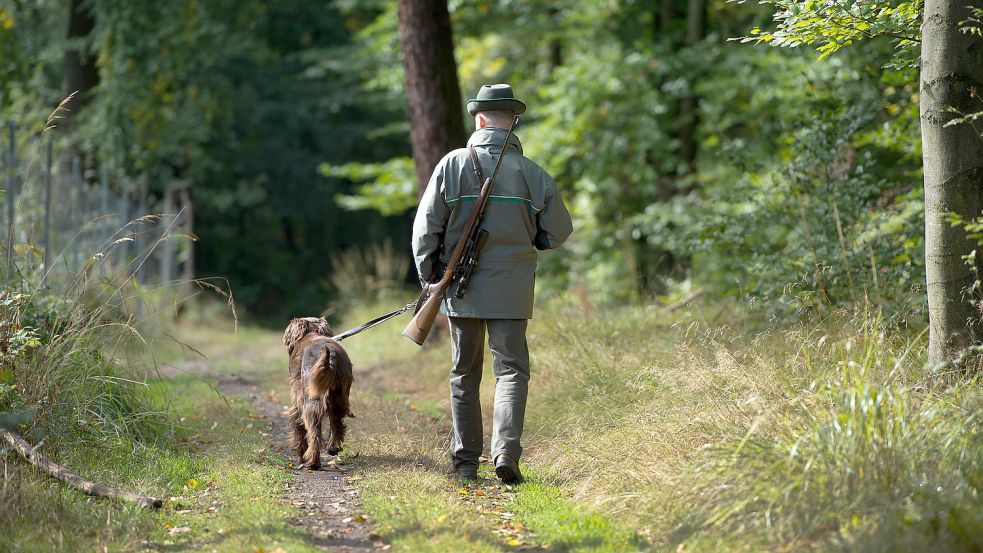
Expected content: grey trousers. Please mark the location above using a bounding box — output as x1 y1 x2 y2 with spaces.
448 317 530 471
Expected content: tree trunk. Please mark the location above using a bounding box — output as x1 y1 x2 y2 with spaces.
677 0 705 172
920 0 983 364
396 0 467 196
659 0 676 34
63 0 99 119
548 7 563 70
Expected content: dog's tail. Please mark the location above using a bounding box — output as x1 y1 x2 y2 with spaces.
307 348 339 398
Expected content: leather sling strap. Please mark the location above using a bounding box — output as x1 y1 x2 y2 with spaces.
468 146 485 188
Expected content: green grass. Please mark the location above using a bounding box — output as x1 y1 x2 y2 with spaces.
335 300 649 552
336 298 983 552
8 290 983 552
1 310 322 552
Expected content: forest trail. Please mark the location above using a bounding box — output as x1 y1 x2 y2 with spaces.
162 345 381 552
155 320 585 552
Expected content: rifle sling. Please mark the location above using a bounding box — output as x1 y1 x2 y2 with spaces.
469 146 485 187
430 147 483 283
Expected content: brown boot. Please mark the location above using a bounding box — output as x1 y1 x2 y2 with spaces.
494 454 523 484
449 465 478 482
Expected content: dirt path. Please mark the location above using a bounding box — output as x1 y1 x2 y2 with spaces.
166 358 383 552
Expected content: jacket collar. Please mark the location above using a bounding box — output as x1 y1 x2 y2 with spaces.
467 127 523 155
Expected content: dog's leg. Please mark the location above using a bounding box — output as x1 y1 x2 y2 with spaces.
326 388 349 456
287 406 308 463
301 401 323 470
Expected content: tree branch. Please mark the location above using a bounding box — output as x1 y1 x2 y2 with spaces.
1 427 162 509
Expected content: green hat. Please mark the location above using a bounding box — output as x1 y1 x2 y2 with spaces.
466 84 527 116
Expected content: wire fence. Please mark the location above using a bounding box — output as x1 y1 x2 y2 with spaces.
1 120 194 292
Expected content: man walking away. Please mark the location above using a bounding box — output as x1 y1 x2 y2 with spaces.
411 83 573 483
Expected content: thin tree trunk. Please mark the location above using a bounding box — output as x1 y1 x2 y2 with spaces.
396 0 467 196
660 0 676 34
678 0 705 172
63 0 99 116
548 6 563 70
921 0 983 365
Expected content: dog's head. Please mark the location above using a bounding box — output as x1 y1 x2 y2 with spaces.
282 317 334 353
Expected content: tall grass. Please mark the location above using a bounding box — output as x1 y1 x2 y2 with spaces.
680 313 983 551
515 302 983 551
327 239 409 308
3 287 169 446
0 212 230 551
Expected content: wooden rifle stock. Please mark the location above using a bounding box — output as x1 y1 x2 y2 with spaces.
402 115 519 345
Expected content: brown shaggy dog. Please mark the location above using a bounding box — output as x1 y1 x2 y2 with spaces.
282 317 354 470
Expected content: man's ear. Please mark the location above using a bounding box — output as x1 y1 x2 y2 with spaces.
476 114 487 129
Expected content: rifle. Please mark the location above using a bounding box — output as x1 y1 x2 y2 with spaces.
402 115 519 345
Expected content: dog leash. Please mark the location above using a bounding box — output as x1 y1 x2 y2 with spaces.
332 299 420 341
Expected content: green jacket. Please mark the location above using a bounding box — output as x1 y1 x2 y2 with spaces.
411 127 573 319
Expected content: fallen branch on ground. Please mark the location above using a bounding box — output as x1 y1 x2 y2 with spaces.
666 289 705 312
0 427 162 509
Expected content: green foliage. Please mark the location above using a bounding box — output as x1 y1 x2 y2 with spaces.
0 0 937 323
337 0 928 317
960 6 983 38
737 0 922 69
0 0 412 320
681 54 924 318
322 157 417 216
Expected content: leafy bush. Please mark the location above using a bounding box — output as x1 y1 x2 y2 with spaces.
0 285 170 448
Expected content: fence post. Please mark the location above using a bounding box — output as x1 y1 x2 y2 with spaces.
136 176 148 283
99 163 109 238
160 183 175 284
6 121 15 273
71 155 82 272
42 138 52 279
120 175 130 271
179 186 195 293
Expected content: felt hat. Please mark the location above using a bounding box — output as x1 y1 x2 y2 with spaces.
466 84 527 116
